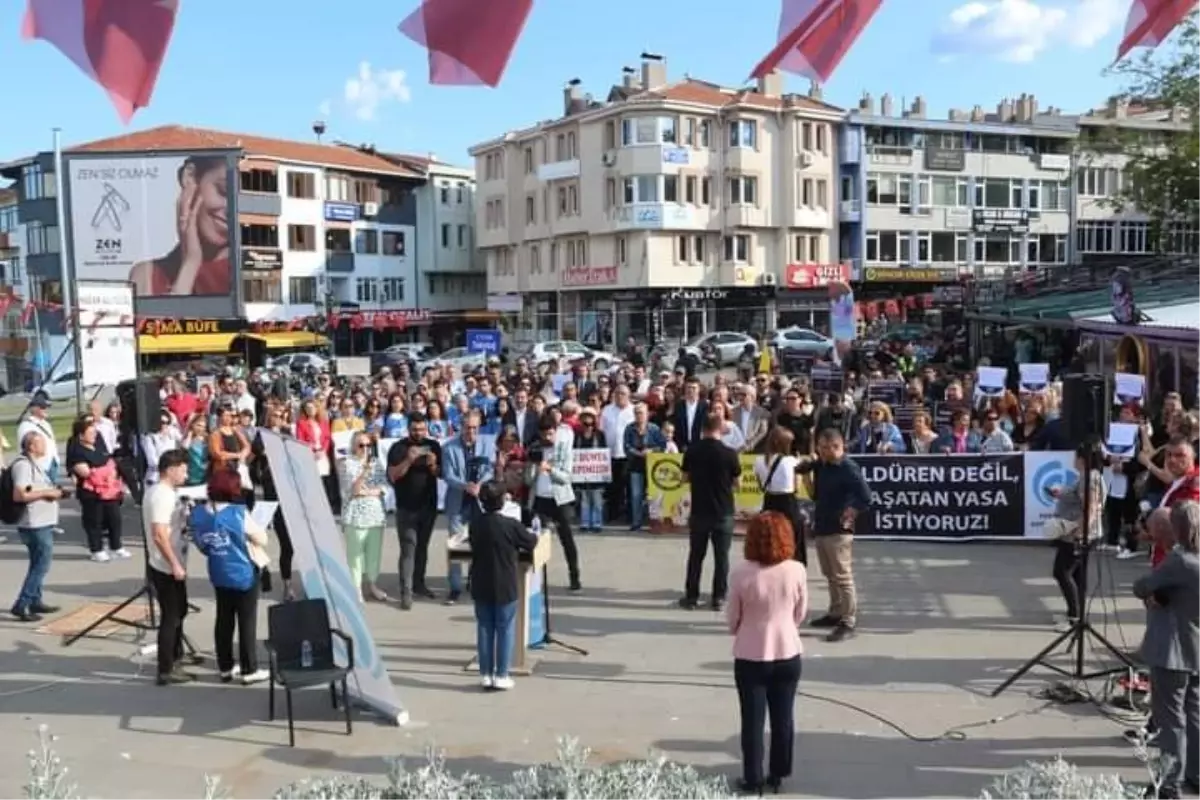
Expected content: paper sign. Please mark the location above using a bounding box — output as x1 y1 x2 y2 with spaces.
1113 373 1145 405
571 448 612 483
1105 422 1138 456
976 366 1008 396
1018 363 1050 393
331 430 354 458
250 501 278 530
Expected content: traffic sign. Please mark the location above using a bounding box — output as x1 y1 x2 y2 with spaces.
465 329 501 355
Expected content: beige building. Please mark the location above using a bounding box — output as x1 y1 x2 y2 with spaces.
470 55 843 347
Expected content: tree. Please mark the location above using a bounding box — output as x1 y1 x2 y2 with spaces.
1101 13 1199 252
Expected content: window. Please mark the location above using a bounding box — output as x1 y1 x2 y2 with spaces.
240 169 278 194
616 236 627 266
241 223 278 248
456 183 465 203
816 180 828 210
1039 180 1070 211
242 274 282 303
684 118 696 146
1010 181 1024 210
549 242 558 272
0 204 17 233
663 175 679 203
604 121 616 151
441 223 451 248
930 232 958 262
974 234 1020 264
792 235 807 261
728 120 757 148
558 186 569 216
815 124 827 154
381 277 405 303
699 119 712 148
555 134 566 161
865 231 901 263
808 235 821 262
865 231 878 262
355 229 378 254
1038 233 1067 263
524 147 535 174
288 276 317 304
325 175 349 202
685 175 697 204
287 224 315 251
974 178 1012 209
800 178 813 207
621 117 664 146
917 232 931 263
1077 220 1116 253
801 122 813 151
569 184 579 214
356 277 380 304
728 176 757 205
865 173 899 205
458 224 468 248
482 152 505 181
841 175 853 202
25 221 59 255
623 175 660 204
22 163 52 200
530 244 542 274
526 195 536 225
677 235 690 263
1120 222 1150 254
286 171 315 199
382 230 406 256
325 228 351 252
723 233 750 262
930 177 968 207
701 177 711 206
693 235 706 264
1077 167 1120 197
440 185 450 204
660 118 677 144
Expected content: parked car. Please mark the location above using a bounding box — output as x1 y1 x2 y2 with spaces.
369 343 437 374
267 352 329 373
34 369 105 402
771 327 835 357
681 331 759 366
416 347 486 376
525 340 618 371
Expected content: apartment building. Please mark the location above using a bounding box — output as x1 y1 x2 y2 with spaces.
470 55 844 345
840 93 1078 302
1073 98 1197 262
0 186 33 390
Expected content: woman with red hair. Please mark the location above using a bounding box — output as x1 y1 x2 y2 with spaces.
726 512 809 794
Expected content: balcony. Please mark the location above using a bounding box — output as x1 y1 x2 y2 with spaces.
238 192 281 216
612 203 694 230
790 206 830 229
536 159 581 181
839 199 861 223
325 251 355 273
725 204 768 228
0 232 13 252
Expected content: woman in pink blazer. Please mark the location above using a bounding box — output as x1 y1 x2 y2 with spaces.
726 511 809 794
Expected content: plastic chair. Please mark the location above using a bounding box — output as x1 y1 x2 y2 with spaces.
265 598 354 747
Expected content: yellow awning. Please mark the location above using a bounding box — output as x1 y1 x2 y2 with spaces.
243 331 330 350
139 333 236 355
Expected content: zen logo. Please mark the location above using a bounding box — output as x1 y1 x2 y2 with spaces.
95 238 122 254
90 183 130 232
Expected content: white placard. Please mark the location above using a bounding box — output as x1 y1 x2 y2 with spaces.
1113 373 1145 405
571 448 612 483
336 357 371 377
77 281 136 386
1018 363 1050 393
250 501 278 530
259 430 406 725
331 429 355 458
1105 422 1139 457
976 365 1008 396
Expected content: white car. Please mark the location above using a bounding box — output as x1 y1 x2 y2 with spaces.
682 332 759 366
772 327 835 357
416 347 486 376
526 340 617 371
35 369 104 402
267 352 329 373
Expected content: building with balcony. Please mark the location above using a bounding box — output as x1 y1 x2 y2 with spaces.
0 186 33 390
840 92 1079 302
469 54 844 345
0 126 481 357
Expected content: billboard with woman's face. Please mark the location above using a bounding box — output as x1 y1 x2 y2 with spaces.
64 150 241 317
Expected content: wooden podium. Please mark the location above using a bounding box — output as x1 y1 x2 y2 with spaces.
448 528 553 676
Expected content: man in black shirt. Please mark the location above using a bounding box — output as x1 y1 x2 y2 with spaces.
679 412 742 610
387 412 441 609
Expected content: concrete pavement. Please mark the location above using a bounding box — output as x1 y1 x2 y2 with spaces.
0 504 1156 798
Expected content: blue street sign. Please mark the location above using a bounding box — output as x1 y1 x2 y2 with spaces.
465 329 501 356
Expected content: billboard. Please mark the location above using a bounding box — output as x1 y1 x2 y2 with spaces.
64 150 241 318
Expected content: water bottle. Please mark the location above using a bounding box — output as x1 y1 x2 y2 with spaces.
300 639 313 669
531 516 542 536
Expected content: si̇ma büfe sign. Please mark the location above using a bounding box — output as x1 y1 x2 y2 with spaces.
854 454 1025 539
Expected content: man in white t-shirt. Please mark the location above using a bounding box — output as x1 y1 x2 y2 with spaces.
142 448 192 685
17 394 64 536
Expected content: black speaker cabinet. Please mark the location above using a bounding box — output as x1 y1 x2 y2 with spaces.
1061 373 1111 443
115 378 162 436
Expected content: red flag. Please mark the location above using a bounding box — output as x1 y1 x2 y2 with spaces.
398 0 533 86
1116 0 1194 61
289 317 305 331
19 302 35 327
750 0 882 83
22 0 179 124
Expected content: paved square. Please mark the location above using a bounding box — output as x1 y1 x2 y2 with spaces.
0 507 1154 798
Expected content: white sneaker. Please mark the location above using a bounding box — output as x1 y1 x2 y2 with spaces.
241 669 269 685
1116 548 1139 560
492 676 515 691
90 551 111 563
480 674 494 689
109 548 132 560
1054 617 1077 633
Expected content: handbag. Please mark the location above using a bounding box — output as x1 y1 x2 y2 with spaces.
758 455 786 505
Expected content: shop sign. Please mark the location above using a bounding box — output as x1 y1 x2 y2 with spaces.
784 262 850 289
324 202 360 222
862 267 959 283
667 288 728 302
972 208 1031 233
924 146 966 172
139 318 245 336
242 247 282 271
561 265 619 288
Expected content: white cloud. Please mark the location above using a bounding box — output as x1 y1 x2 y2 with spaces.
343 61 411 122
316 100 332 118
932 0 1125 62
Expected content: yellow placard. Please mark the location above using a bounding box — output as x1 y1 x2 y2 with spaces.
645 453 810 533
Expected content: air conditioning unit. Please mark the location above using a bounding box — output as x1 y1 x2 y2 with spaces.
760 273 778 286
601 152 617 167
363 201 380 217
798 152 814 168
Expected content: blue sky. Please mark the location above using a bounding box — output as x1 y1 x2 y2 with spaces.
0 0 1136 167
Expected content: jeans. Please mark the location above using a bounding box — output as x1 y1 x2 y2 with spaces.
448 499 480 595
734 656 802 786
214 580 260 674
1149 667 1199 792
628 471 646 529
149 568 189 677
396 507 437 599
13 526 54 613
684 515 733 603
79 495 122 553
577 488 604 531
474 600 518 678
1051 540 1083 620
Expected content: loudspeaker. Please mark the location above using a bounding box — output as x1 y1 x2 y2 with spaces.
116 378 162 437
1061 373 1111 443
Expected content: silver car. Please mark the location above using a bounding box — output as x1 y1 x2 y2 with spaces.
682 332 759 366
772 327 834 356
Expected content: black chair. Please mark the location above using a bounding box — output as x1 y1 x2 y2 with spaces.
265 598 354 747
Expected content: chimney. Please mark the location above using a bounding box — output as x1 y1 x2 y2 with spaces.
997 97 1013 121
640 52 667 91
1116 96 1130 118
621 66 641 91
910 96 927 119
971 105 985 122
808 81 824 100
859 92 873 113
880 93 894 117
948 109 966 122
756 69 784 98
563 78 582 115
1026 94 1039 120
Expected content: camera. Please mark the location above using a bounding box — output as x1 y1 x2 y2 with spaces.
526 444 545 465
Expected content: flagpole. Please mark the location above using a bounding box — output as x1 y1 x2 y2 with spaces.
52 127 82 413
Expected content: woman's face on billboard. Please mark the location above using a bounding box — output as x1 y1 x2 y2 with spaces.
193 166 228 248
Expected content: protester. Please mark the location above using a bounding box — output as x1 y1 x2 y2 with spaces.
387 412 441 608
66 414 129 562
442 410 494 604
755 427 807 566
1044 443 1107 631
600 384 634 524
254 406 295 599
573 408 607 533
143 449 193 686
9 431 65 622
526 414 582 592
340 431 389 603
141 411 181 486
680 412 741 611
624 402 666 532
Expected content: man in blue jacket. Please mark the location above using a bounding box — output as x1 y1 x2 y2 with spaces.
441 410 495 604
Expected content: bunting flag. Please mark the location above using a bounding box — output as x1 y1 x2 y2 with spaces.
22 0 179 124
397 0 533 86
1116 0 1195 61
749 0 882 83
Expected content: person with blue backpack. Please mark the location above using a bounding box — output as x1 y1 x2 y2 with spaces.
190 468 270 685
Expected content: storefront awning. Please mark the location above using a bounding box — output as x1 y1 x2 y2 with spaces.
139 333 236 355
241 331 329 350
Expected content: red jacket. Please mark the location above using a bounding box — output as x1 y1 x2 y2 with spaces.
1152 468 1199 565
295 417 331 452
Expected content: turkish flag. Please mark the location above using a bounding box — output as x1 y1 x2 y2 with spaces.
398 0 533 86
22 0 179 124
1116 0 1194 61
750 0 882 83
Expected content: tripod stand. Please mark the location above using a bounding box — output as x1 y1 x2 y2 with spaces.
534 563 588 656
991 452 1135 698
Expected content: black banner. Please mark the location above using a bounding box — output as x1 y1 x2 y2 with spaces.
854 454 1026 538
